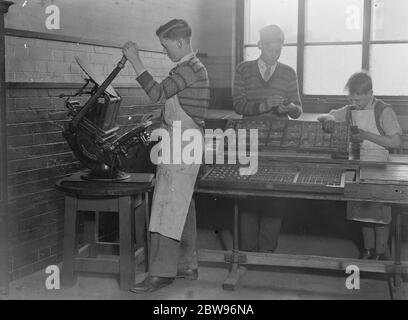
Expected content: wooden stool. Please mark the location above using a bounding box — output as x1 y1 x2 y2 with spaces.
55 171 154 291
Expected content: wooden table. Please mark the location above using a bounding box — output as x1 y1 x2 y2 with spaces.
195 156 408 299
55 171 154 290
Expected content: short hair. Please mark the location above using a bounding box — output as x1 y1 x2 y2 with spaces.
259 25 285 43
345 71 373 95
156 19 192 42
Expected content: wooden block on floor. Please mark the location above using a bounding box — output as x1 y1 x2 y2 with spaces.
222 266 247 291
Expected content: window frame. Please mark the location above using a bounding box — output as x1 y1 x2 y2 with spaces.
238 0 408 99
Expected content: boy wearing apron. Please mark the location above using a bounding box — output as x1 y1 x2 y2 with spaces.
318 72 401 260
123 19 210 293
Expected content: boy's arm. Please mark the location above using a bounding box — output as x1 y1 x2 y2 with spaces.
317 106 349 133
356 107 402 149
355 131 401 149
233 67 265 116
317 106 349 123
136 65 204 104
281 70 302 119
123 41 201 103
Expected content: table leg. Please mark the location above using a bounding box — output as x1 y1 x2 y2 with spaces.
223 198 247 290
389 208 408 300
0 203 9 295
144 191 150 272
62 195 78 287
119 196 135 291
394 210 402 289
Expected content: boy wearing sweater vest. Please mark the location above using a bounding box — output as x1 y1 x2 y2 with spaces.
233 25 302 253
318 72 401 260
123 19 210 293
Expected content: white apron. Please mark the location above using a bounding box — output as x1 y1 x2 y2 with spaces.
347 108 391 224
148 95 203 240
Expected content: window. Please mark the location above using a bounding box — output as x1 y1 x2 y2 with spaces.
305 0 364 43
371 0 408 41
370 0 408 95
304 0 364 94
241 0 408 97
303 45 362 95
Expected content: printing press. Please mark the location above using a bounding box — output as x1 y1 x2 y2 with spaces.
61 56 153 181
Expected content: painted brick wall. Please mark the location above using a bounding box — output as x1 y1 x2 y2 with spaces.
5 36 173 84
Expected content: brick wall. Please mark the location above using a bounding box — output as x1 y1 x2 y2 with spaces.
5 36 173 84
4 0 234 280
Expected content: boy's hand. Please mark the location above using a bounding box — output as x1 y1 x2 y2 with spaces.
317 115 337 133
266 95 285 110
351 129 368 143
123 41 141 63
123 41 145 75
319 119 335 133
276 103 294 115
259 95 285 114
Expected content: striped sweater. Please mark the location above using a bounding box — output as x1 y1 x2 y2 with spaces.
233 60 302 118
136 54 210 126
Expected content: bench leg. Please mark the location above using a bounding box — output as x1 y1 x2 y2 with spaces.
119 196 135 290
223 199 246 290
62 195 78 287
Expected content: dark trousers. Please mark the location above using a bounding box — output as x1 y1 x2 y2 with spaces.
239 198 285 252
362 223 390 254
149 199 197 278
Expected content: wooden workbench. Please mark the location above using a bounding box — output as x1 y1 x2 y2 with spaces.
195 154 408 299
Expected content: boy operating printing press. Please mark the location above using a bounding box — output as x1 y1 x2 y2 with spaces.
233 25 302 253
318 71 402 260
122 19 210 293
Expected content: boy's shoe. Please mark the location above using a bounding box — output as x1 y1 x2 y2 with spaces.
360 248 374 259
130 276 174 293
176 268 199 280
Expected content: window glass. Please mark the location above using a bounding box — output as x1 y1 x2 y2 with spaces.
245 0 298 44
305 0 364 42
303 45 362 95
244 46 297 70
370 44 408 95
371 0 408 41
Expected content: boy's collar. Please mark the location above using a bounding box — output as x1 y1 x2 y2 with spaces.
176 51 196 66
364 96 375 110
258 57 277 68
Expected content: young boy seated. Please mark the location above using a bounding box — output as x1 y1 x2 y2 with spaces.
318 71 402 260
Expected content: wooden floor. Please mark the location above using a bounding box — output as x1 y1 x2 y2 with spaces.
2 229 405 300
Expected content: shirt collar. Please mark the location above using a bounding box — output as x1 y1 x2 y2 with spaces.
176 51 196 66
258 58 277 70
363 96 376 110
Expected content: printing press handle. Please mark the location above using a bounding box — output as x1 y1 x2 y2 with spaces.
117 55 127 69
72 55 128 127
